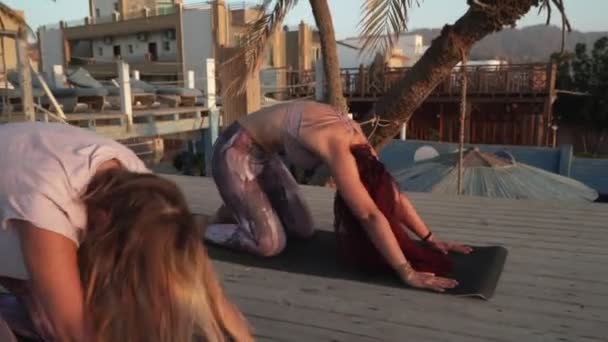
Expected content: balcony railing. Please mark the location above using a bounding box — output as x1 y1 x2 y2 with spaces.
338 63 553 99
62 5 179 28
278 63 554 100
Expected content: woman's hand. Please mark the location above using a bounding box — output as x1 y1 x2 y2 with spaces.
426 236 473 255
397 263 458 292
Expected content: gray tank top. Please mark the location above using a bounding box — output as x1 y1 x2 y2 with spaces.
280 101 355 169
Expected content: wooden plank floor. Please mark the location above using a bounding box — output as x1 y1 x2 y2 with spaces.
166 175 608 342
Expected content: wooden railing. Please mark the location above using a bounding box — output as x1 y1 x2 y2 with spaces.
282 63 554 100
286 69 316 98
260 68 315 98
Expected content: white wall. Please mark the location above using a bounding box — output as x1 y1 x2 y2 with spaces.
38 27 64 77
338 34 426 68
398 35 425 67
397 35 423 56
182 6 214 91
91 31 178 63
94 0 119 18
454 59 508 71
337 43 374 69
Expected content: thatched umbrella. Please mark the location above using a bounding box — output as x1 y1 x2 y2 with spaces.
392 148 598 203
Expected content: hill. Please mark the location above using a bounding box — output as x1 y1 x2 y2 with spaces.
410 25 608 63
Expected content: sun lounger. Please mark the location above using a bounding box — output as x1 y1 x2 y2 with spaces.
66 68 156 108
6 71 109 112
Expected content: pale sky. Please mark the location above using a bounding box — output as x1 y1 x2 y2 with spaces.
7 0 608 38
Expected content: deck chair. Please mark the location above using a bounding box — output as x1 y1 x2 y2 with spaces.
7 70 110 112
66 68 156 108
0 87 46 113
141 80 202 107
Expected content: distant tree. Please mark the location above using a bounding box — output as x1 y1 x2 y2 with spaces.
553 37 608 155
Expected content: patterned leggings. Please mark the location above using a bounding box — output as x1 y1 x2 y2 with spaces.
0 277 51 341
205 121 315 256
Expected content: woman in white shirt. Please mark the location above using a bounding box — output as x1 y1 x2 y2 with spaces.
0 122 252 342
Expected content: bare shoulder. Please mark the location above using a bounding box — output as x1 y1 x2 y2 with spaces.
238 105 288 149
303 124 351 162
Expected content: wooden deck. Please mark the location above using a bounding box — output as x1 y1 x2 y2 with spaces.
167 175 608 342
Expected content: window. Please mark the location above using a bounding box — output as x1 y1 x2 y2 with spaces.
148 42 158 61
128 44 134 54
95 8 100 17
98 47 103 56
156 1 175 15
163 41 171 51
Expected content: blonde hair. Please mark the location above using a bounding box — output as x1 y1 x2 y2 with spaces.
79 169 253 342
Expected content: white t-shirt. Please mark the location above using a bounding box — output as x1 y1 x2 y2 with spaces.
0 122 149 279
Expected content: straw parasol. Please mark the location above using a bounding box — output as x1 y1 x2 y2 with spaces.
392 148 599 203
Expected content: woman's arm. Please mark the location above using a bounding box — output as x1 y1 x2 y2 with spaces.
317 136 457 292
395 192 432 239
395 193 472 254
14 220 89 341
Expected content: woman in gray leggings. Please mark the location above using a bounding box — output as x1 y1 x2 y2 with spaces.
205 100 472 293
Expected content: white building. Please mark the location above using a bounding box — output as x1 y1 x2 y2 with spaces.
337 33 429 68
39 1 212 90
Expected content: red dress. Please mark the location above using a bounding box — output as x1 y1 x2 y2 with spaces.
334 144 452 275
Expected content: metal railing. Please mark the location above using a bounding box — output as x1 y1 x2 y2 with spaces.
337 63 553 99
62 5 179 29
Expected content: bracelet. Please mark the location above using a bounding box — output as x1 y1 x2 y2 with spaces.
422 231 433 242
396 262 414 279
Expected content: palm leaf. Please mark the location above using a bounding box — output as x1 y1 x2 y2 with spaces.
222 0 298 96
537 0 571 53
357 0 420 57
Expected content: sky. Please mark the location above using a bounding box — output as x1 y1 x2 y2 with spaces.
7 0 608 39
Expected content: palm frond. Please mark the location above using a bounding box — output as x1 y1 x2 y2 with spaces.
537 0 572 53
357 0 420 57
222 0 298 96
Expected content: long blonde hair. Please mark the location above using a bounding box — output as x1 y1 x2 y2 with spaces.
79 169 253 342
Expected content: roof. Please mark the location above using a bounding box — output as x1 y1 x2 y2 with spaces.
336 40 361 50
392 148 599 202
167 175 608 341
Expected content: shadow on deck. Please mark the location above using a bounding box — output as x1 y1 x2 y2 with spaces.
208 230 506 298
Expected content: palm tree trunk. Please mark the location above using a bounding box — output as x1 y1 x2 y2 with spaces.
309 0 348 113
368 1 537 149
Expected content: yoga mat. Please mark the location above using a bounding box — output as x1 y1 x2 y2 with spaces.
207 230 508 300
443 245 508 299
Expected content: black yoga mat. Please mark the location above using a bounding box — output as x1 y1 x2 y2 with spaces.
443 245 508 299
207 230 508 300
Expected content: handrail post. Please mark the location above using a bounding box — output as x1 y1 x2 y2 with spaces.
186 70 195 89
203 58 218 176
118 61 133 130
17 37 35 121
